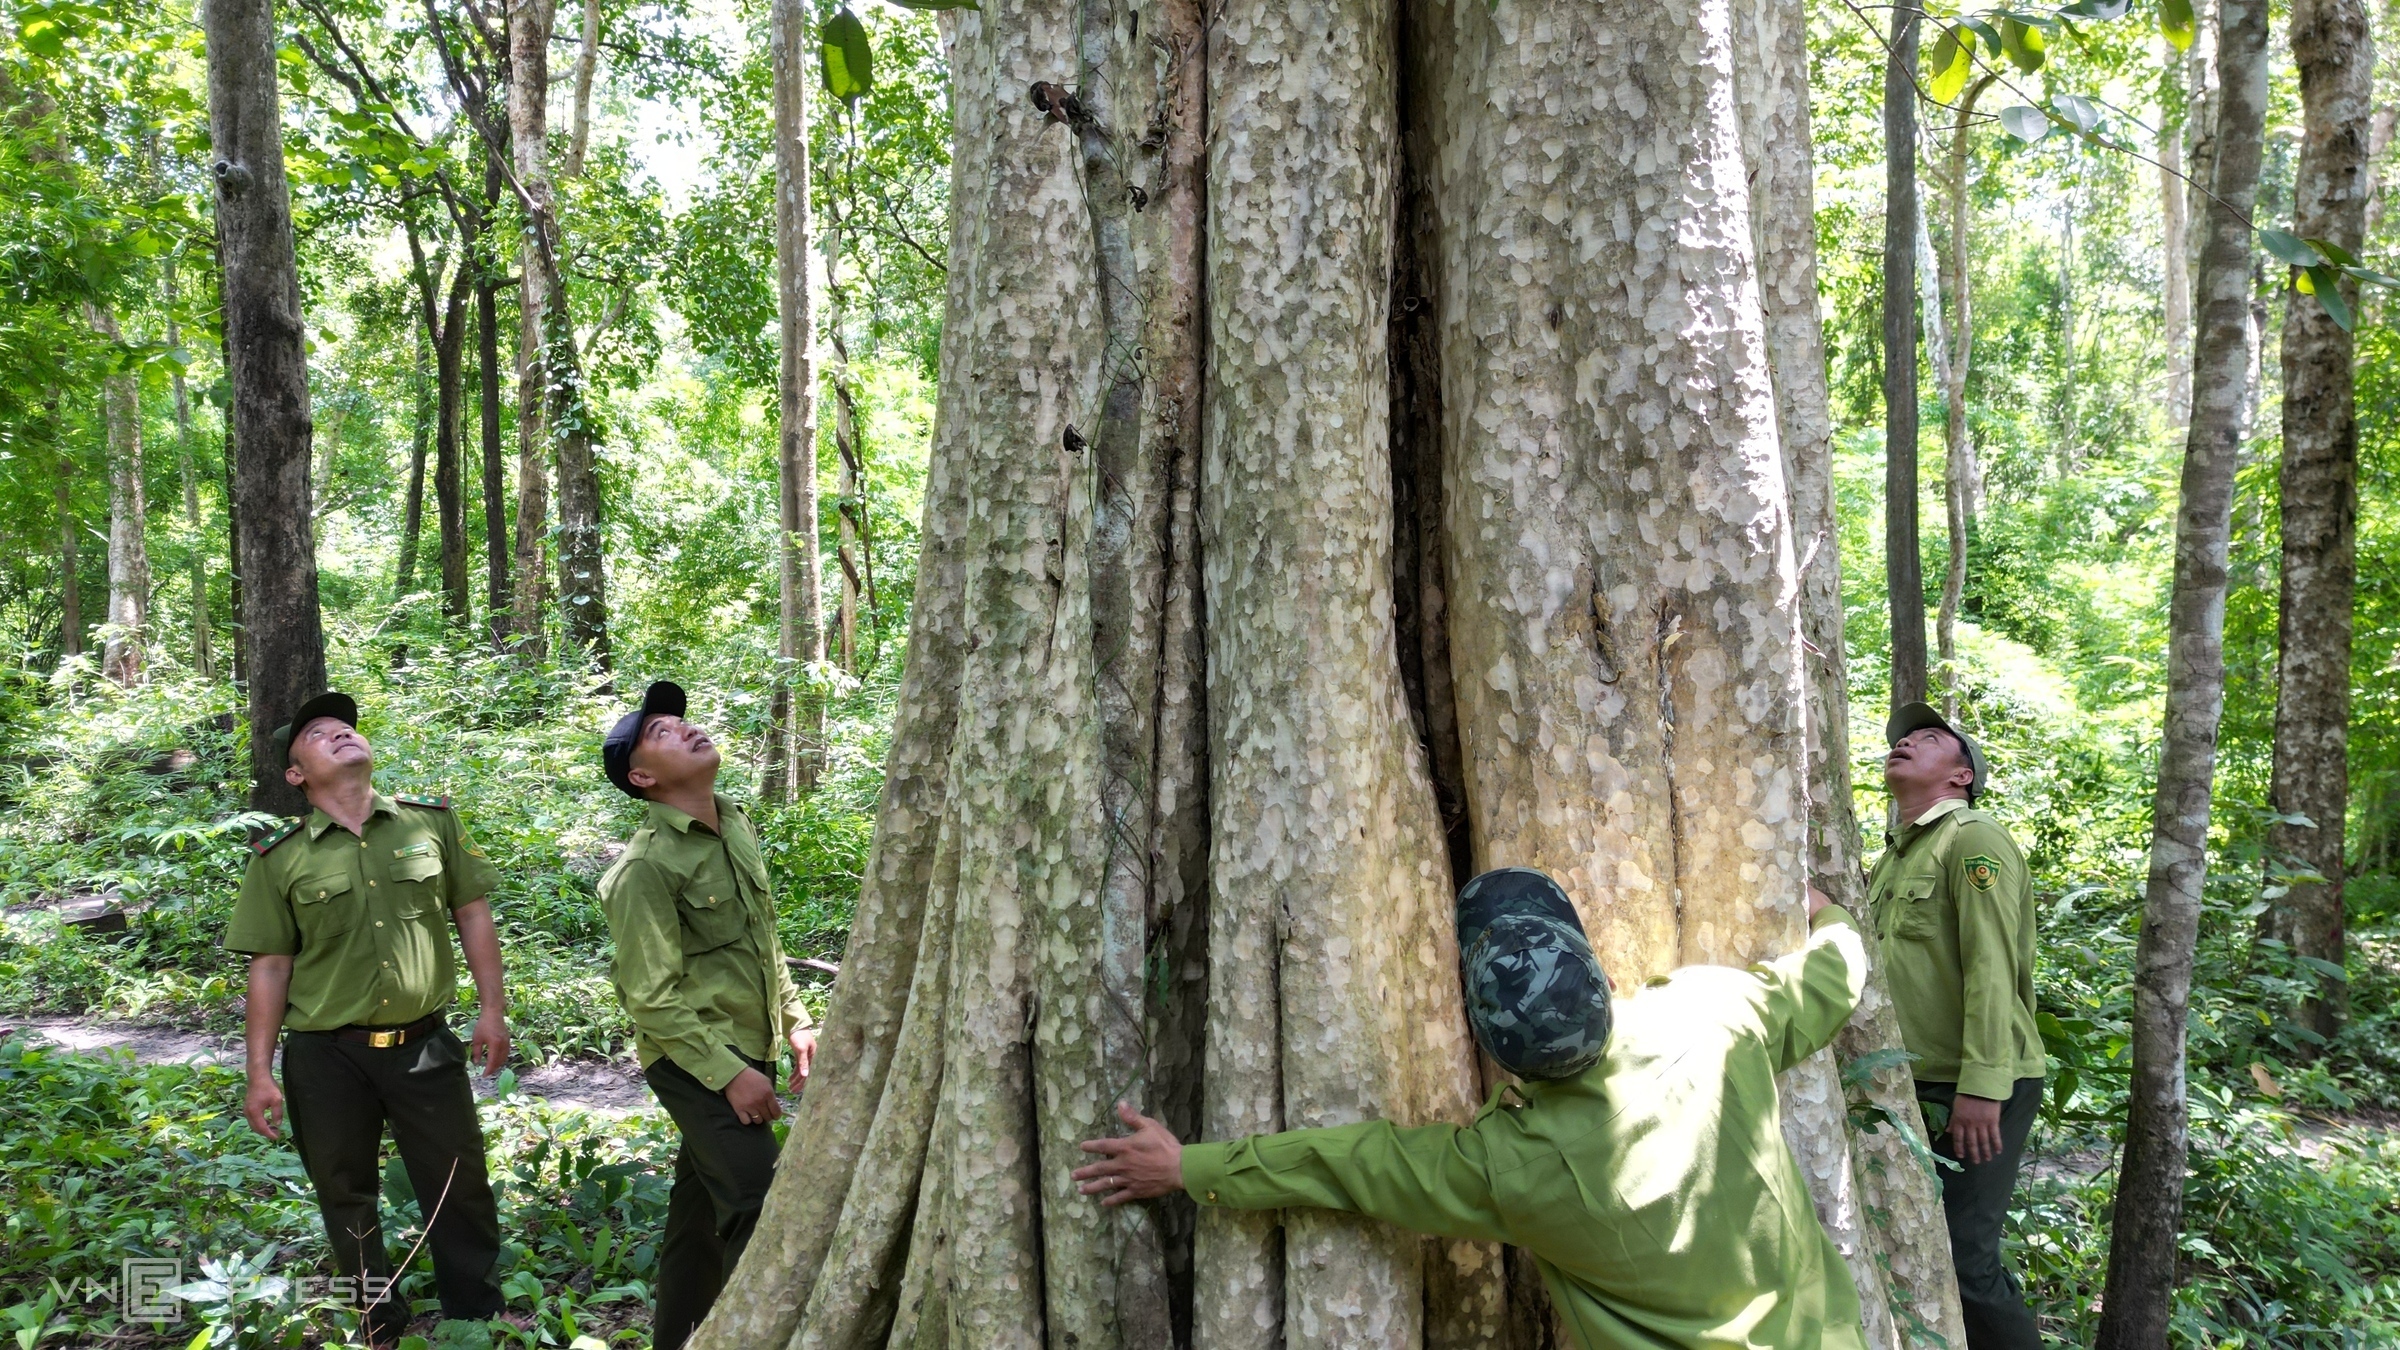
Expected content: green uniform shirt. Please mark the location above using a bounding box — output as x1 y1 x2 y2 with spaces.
1182 909 1871 1350
595 794 811 1092
1865 797 2045 1101
225 792 501 1032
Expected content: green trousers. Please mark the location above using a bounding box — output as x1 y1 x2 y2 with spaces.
643 1052 782 1350
1917 1076 2045 1350
281 1026 505 1341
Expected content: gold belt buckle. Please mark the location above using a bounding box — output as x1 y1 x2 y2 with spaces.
366 1029 403 1048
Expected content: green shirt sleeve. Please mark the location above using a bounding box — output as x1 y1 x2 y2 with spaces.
1744 907 1869 1073
444 810 503 909
224 852 297 956
600 856 752 1092
772 951 812 1035
1947 821 2031 1101
1181 1118 1510 1246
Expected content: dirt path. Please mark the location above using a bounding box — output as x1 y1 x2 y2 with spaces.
9 1016 655 1114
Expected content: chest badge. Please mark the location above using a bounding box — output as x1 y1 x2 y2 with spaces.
1963 855 2001 892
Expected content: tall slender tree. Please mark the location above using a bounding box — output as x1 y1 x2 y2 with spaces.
1884 1 1928 710
87 305 148 687
763 0 823 800
1931 74 1995 714
206 0 329 813
2162 49 2194 431
54 428 81 661
2265 0 2370 1050
164 255 215 679
475 153 510 647
2098 0 2270 1337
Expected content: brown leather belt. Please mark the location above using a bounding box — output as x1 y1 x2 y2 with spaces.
331 1013 444 1048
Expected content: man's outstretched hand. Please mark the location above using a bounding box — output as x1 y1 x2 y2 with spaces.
1073 1102 1183 1206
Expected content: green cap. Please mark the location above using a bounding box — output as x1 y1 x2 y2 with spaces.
271 690 359 760
1886 701 1987 801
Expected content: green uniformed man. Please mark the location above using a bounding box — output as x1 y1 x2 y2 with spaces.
594 681 815 1350
228 692 513 1345
1075 867 1872 1350
1870 702 2045 1350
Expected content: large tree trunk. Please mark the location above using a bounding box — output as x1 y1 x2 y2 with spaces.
2265 0 2369 1050
2097 0 2270 1339
476 156 511 649
165 256 216 680
435 257 474 628
206 0 329 814
1744 0 1967 1338
88 306 150 688
1883 2 1927 710
764 0 824 801
696 0 1958 1341
535 9 611 672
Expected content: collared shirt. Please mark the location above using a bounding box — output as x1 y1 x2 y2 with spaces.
1181 910 1872 1350
226 792 500 1031
1866 797 2045 1100
595 793 811 1091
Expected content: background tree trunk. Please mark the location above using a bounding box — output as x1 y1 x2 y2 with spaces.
206 0 329 815
397 320 431 601
508 0 553 660
89 306 149 688
765 0 824 801
435 257 474 628
165 256 216 679
830 194 870 675
1934 77 1993 716
1884 1 1927 710
2097 0 2269 1338
55 436 81 660
2265 0 2369 1050
2162 50 2193 432
540 7 610 671
565 0 600 178
476 156 511 649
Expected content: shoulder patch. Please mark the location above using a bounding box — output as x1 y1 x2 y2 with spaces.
395 792 453 810
1963 854 2002 892
250 820 303 856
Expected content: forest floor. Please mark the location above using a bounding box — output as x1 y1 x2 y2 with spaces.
2 1015 655 1113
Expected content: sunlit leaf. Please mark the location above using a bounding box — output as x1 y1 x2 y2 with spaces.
2050 93 2100 133
20 18 66 59
2001 17 2047 72
2304 263 2354 329
1960 16 2005 53
2301 236 2358 266
2160 0 2196 49
819 6 873 104
1927 27 1972 104
1998 104 2052 142
2057 0 2130 18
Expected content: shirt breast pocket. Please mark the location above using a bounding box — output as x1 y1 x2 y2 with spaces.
290 872 360 941
1893 875 1940 938
678 890 747 956
392 847 446 913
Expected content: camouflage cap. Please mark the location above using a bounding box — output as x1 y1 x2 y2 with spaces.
1456 868 1612 1082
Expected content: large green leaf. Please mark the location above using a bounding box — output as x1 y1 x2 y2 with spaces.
2159 0 2196 50
2000 17 2046 73
820 7 873 105
2257 227 2322 268
1997 104 2052 143
1927 27 1973 104
2299 263 2354 331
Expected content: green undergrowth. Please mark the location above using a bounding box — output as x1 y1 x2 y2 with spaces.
0 1033 697 1349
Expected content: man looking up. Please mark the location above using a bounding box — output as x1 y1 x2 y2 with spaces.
1075 868 1873 1350
1872 702 2045 1350
227 691 513 1345
595 681 816 1350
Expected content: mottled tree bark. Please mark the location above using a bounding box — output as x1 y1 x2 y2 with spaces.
564 0 600 178
1884 1 1927 709
2265 0 2369 1048
765 0 824 801
206 0 328 814
706 0 1954 1341
2162 49 2193 432
507 0 552 660
88 306 150 687
476 155 511 649
2098 0 2269 1339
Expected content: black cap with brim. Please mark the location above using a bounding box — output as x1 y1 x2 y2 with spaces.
271 691 360 764
1886 701 1988 801
603 680 688 798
